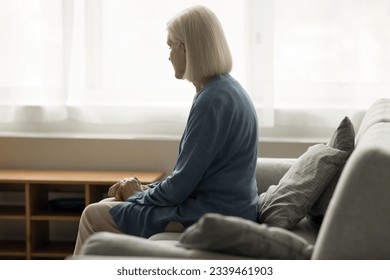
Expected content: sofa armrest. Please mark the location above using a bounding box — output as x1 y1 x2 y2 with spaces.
312 140 390 259
256 158 295 194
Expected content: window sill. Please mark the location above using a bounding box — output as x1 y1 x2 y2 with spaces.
0 105 366 143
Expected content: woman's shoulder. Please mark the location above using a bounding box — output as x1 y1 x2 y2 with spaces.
204 74 236 91
196 74 238 100
199 75 250 108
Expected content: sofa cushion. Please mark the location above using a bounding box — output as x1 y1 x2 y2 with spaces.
179 213 313 259
307 116 355 223
81 231 247 259
257 143 348 229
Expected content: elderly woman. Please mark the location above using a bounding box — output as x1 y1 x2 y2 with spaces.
73 5 259 254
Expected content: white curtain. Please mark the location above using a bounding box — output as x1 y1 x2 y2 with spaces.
1 0 389 138
272 0 390 129
0 0 67 122
0 0 270 137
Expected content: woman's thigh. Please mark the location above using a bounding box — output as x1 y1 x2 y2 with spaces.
84 198 184 233
81 198 123 233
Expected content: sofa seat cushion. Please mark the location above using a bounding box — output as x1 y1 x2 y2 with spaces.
81 231 249 259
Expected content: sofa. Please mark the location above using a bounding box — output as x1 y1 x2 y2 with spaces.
76 98 390 260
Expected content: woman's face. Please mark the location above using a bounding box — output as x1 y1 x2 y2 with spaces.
167 37 186 79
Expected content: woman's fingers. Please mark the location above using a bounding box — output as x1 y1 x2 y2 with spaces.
108 181 120 197
108 177 142 200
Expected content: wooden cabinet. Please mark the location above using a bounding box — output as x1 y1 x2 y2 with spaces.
0 169 164 259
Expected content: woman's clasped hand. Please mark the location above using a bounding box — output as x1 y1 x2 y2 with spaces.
108 177 148 201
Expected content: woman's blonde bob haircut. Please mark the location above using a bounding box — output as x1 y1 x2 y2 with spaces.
167 6 232 83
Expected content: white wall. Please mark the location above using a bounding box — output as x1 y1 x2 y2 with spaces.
0 137 313 175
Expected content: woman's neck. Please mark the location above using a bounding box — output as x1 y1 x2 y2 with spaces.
193 77 212 93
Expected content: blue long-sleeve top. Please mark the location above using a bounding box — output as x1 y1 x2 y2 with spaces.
110 74 259 237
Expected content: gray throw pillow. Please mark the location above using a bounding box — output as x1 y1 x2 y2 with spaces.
258 144 348 229
327 116 355 153
307 116 355 224
179 213 313 259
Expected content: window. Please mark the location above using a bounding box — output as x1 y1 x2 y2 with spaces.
0 0 389 140
263 0 390 141
0 0 260 138
274 0 390 109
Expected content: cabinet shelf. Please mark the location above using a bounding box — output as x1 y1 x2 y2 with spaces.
0 206 25 219
31 212 82 221
0 169 164 259
0 240 26 258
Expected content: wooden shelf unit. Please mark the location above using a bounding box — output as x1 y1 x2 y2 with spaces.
0 169 164 259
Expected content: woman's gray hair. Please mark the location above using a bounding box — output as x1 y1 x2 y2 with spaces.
167 6 232 83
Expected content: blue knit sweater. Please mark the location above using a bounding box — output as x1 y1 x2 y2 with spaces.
110 74 259 237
